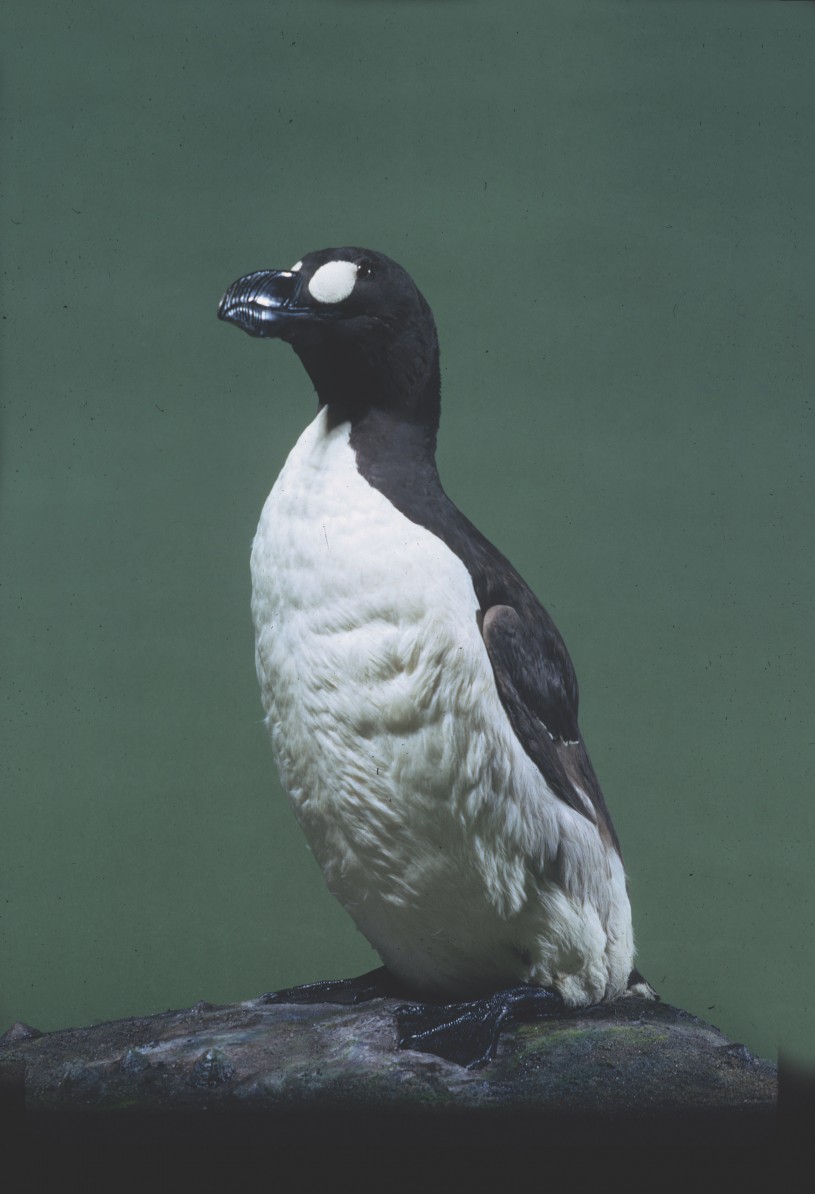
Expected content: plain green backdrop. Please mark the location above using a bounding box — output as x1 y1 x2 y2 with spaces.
1 0 813 1068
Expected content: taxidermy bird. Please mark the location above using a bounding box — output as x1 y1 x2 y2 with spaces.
218 248 654 1068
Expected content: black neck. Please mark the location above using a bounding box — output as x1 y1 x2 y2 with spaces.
293 307 442 435
346 405 442 496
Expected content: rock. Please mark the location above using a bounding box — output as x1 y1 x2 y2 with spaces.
0 1021 43 1044
0 992 776 1149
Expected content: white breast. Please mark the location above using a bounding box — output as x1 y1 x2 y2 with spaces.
251 407 634 1002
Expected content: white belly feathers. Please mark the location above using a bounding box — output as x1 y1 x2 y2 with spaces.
250 407 634 1002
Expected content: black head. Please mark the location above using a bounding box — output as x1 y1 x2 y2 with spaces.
218 247 440 432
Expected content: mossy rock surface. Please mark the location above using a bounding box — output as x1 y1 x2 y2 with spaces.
0 993 776 1146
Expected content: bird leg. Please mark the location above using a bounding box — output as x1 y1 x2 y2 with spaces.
260 966 401 1007
396 985 568 1069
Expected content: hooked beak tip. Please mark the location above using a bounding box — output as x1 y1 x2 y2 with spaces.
217 268 301 338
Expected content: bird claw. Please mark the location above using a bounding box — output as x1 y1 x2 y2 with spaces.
396 986 566 1069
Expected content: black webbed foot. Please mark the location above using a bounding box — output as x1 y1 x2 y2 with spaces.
396 985 568 1069
261 966 400 1007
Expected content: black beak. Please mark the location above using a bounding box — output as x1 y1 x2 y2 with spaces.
217 269 303 338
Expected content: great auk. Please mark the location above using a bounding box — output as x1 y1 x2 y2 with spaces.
218 248 654 1067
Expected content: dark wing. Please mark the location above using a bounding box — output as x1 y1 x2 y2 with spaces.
481 603 621 855
342 454 624 856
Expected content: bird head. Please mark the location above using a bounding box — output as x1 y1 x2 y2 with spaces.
218 248 440 430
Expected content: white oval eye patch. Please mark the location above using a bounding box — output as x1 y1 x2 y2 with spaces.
308 259 359 304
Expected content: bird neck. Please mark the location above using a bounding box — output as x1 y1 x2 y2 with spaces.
345 404 442 492
293 316 442 438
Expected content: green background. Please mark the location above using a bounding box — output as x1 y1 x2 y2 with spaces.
2 0 813 1067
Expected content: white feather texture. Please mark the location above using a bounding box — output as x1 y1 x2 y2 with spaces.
251 407 635 1003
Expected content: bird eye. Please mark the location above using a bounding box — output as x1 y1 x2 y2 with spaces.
357 261 373 279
